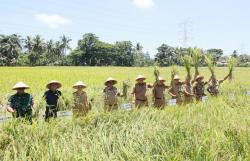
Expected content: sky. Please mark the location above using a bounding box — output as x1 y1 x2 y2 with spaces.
1 0 250 57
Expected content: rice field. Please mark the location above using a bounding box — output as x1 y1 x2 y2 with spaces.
0 67 250 161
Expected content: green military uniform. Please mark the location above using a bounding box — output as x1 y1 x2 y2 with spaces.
8 93 33 122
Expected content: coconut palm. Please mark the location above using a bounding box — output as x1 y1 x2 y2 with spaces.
60 35 71 56
0 34 22 65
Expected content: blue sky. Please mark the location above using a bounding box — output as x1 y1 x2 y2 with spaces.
1 0 250 56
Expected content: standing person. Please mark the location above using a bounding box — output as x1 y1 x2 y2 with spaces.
132 75 149 108
193 75 207 101
103 77 120 112
183 76 194 104
72 81 89 117
43 80 62 121
7 82 33 123
152 77 169 109
207 74 229 96
168 75 184 105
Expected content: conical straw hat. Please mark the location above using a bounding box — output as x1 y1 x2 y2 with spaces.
46 80 62 89
195 75 204 81
173 75 180 80
12 82 29 90
158 77 166 82
136 75 146 81
105 77 117 85
73 81 87 89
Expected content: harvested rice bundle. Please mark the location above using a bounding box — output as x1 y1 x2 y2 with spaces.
205 54 216 76
122 79 130 99
191 48 202 79
182 55 192 79
227 57 237 81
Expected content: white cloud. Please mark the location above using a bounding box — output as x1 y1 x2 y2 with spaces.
35 14 71 29
133 0 154 9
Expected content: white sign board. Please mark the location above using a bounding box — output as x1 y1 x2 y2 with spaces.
121 103 132 111
57 111 73 118
0 116 12 123
202 96 208 102
168 99 177 106
247 91 250 96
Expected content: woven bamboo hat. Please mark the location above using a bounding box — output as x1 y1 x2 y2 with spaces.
12 82 29 90
46 80 62 89
73 81 87 89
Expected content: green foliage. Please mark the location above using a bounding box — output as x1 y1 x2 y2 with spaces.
206 48 224 62
155 44 179 66
205 54 216 75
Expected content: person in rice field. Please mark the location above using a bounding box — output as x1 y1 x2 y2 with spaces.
103 77 120 112
152 77 169 109
43 80 62 121
193 75 208 101
72 81 89 117
183 76 194 104
168 75 184 105
7 82 33 123
132 75 150 108
207 73 230 96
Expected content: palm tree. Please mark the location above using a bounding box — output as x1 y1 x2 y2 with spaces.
60 35 71 56
24 36 33 54
30 35 45 65
46 40 54 63
0 34 22 65
59 35 71 65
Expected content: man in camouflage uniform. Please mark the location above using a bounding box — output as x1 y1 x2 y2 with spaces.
43 80 62 121
132 75 149 108
152 77 169 109
168 75 184 105
103 77 120 112
183 76 194 104
193 75 208 101
7 82 33 123
207 74 229 96
72 81 89 117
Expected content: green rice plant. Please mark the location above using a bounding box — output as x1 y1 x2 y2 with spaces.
227 57 237 80
191 48 202 78
0 67 249 160
181 55 192 78
154 63 160 82
170 65 179 86
205 54 216 75
122 79 130 100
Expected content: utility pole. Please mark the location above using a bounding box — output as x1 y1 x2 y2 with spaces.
179 20 192 48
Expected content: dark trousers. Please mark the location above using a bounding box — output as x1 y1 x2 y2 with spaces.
45 106 57 121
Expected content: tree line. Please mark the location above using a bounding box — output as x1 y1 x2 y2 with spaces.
0 33 249 67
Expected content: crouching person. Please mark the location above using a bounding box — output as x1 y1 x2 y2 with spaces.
103 77 120 112
72 81 89 117
7 82 33 123
43 80 62 121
